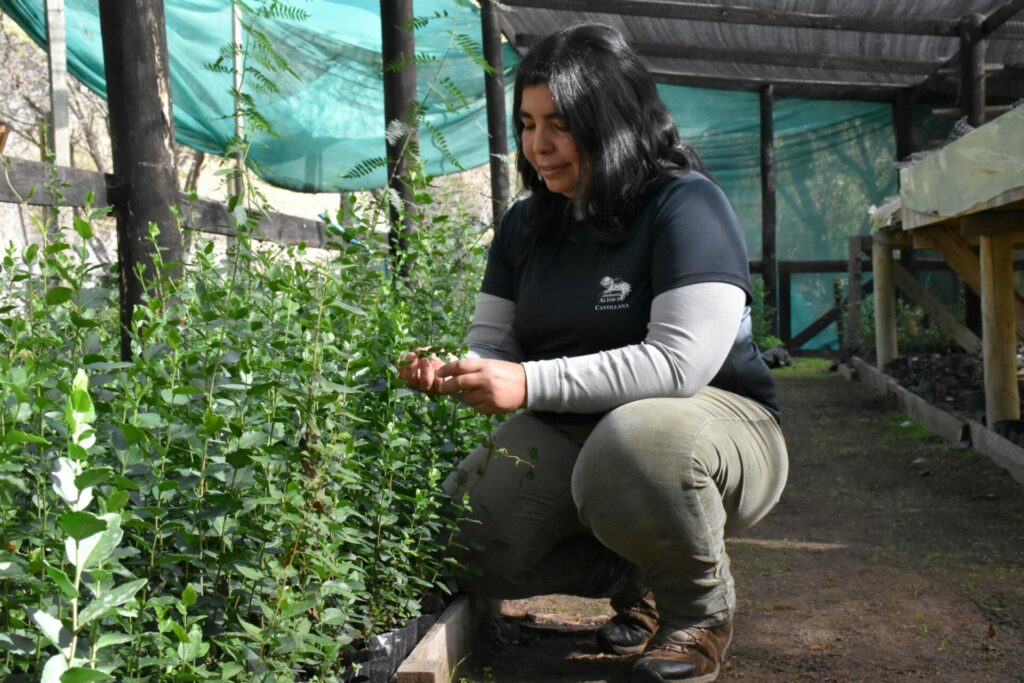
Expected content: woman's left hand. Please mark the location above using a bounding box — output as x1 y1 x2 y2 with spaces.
435 358 527 415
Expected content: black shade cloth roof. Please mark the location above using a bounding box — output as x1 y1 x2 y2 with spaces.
495 0 1024 103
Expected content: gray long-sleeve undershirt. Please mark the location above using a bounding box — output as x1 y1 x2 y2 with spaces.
465 282 746 413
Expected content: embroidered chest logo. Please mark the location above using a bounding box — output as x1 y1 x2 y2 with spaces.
596 276 632 311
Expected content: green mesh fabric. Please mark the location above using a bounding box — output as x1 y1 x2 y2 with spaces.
661 85 899 348
0 0 520 191
2 1 906 349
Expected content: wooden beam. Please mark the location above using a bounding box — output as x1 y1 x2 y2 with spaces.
960 210 1024 237
481 0 510 223
904 2 1022 104
98 0 182 360
0 157 330 245
980 234 1020 424
921 226 1024 340
649 70 907 101
759 84 777 337
872 233 898 368
960 13 986 127
177 197 331 247
501 0 961 36
514 34 939 75
982 0 1024 37
891 261 982 354
1 156 110 206
380 0 417 273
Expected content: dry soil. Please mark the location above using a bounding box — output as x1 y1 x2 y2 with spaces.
457 359 1024 683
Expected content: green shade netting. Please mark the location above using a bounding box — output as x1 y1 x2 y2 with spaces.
0 0 519 192
661 85 899 349
2 0 904 349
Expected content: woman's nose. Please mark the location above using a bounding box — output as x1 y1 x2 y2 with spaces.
531 127 553 155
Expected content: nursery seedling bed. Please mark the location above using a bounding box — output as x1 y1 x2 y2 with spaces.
847 356 1024 485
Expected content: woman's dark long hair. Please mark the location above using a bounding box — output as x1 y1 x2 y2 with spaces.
513 23 705 241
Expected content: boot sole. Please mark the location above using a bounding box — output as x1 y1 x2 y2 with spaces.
629 662 720 683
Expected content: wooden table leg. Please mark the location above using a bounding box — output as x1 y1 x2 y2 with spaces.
979 234 1020 425
872 232 897 369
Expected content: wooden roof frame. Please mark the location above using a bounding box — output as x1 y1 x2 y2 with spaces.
496 0 1024 105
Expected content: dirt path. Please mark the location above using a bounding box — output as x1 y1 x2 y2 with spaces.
458 360 1024 682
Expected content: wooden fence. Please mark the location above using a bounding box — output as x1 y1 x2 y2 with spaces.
1 156 332 247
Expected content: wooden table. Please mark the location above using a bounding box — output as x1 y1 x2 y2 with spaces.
871 105 1024 426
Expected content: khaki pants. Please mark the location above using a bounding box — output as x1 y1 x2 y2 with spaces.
444 386 789 628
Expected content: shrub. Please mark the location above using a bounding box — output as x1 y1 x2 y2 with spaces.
0 181 492 680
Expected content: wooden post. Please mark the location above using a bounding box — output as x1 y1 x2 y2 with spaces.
480 0 509 224
45 0 71 238
759 84 778 337
45 0 70 168
98 0 183 361
778 265 791 347
231 0 245 199
872 233 898 369
892 92 914 163
960 13 985 335
846 236 864 353
380 0 417 272
980 234 1019 425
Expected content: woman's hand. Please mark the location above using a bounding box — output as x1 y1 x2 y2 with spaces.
435 358 527 415
397 349 446 393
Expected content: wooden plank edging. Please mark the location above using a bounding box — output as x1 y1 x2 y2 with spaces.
967 420 1024 486
396 596 497 683
846 357 968 444
845 356 1024 485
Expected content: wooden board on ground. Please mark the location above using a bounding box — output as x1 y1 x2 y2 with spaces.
967 420 1024 486
396 597 496 683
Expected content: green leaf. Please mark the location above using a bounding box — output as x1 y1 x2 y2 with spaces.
59 511 107 541
0 632 36 654
46 565 79 600
75 468 112 489
238 619 263 638
115 421 146 446
21 242 39 265
94 632 134 651
226 451 252 469
105 489 130 512
61 668 113 683
2 429 49 445
236 565 263 581
77 577 147 627
182 583 197 607
237 431 267 449
29 610 71 656
41 654 68 683
45 287 73 305
72 216 94 240
66 513 122 571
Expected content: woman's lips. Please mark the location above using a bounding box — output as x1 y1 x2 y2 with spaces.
537 164 567 177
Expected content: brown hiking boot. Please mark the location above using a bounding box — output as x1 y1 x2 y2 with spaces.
629 620 733 682
596 591 659 656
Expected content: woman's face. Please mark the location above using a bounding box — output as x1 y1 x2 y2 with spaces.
519 83 581 197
